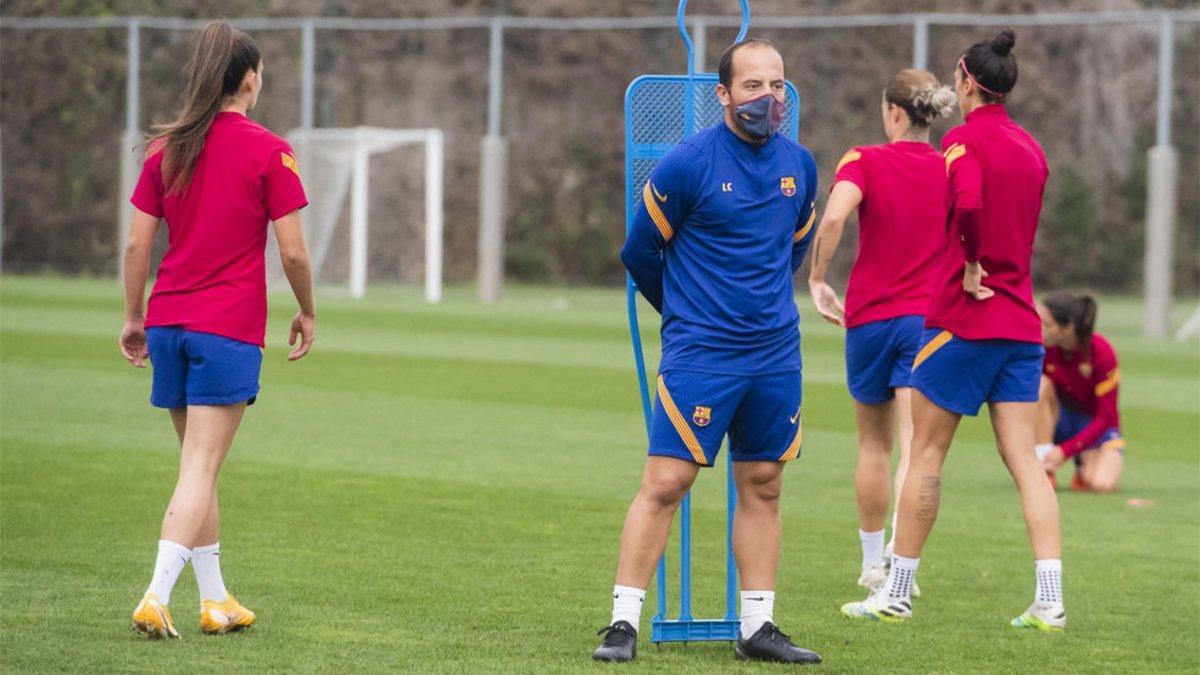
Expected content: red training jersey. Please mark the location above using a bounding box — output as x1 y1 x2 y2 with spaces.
927 104 1047 342
1043 333 1121 457
131 112 308 347
832 141 947 328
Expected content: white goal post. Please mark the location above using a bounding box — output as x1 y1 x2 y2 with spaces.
284 127 444 302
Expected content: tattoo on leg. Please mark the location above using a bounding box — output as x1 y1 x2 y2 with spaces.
916 476 940 524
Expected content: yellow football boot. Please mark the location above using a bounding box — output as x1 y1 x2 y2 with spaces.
132 592 180 639
200 593 256 634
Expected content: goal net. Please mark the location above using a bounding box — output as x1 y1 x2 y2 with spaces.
267 127 444 302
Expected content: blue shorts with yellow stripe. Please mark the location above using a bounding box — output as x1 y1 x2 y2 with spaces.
909 328 1044 416
649 369 803 466
1055 404 1125 465
845 315 924 404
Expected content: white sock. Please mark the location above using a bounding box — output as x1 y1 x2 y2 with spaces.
1035 443 1055 462
611 585 645 632
192 542 228 603
859 529 885 571
146 540 191 606
739 590 775 638
882 555 920 601
1035 559 1063 606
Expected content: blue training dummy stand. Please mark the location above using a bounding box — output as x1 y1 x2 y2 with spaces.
622 0 802 645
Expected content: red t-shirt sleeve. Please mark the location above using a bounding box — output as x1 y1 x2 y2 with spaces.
942 130 983 261
832 147 866 194
266 144 309 220
1060 342 1121 458
130 149 165 218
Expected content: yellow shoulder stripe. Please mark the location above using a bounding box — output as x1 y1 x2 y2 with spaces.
1095 368 1121 397
835 150 862 173
642 181 675 241
281 152 301 178
656 376 707 465
794 208 816 242
912 329 953 371
943 143 966 174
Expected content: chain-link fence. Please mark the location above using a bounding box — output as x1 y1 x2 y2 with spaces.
1 6 1196 332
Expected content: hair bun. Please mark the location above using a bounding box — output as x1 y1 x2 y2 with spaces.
990 29 1016 56
909 84 957 123
929 85 956 118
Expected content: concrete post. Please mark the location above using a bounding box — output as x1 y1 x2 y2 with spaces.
1144 13 1178 339
119 19 141 278
118 134 141 278
478 135 507 303
1143 145 1178 339
478 18 507 303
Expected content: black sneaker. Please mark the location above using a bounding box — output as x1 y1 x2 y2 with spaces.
735 622 821 664
592 621 637 662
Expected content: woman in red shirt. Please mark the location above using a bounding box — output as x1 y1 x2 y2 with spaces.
120 22 316 638
807 68 953 605
846 30 1066 633
1036 292 1124 492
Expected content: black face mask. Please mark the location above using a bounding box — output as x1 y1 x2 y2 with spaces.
733 93 785 141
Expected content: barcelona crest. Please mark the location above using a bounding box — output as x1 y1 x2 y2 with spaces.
692 406 712 427
780 176 797 197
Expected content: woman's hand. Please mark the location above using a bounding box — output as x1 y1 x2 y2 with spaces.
963 261 994 300
119 321 149 368
1041 445 1066 472
288 310 315 361
809 281 846 327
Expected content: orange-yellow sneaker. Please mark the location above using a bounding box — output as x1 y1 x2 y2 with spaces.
132 592 180 639
200 594 256 634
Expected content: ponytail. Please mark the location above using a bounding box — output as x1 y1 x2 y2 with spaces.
1043 291 1098 352
1077 294 1098 348
148 21 261 194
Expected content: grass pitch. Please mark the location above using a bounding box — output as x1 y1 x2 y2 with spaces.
1 275 1197 673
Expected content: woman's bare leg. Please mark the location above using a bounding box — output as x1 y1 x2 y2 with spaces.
160 404 245 547
989 402 1061 559
1077 444 1124 493
893 391 961 559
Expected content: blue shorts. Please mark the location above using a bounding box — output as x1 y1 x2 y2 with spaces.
648 370 803 466
146 327 262 409
845 315 924 404
909 328 1044 417
1055 405 1125 465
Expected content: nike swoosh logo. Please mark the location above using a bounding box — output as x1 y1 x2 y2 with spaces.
651 184 667 203
746 596 766 601
789 406 801 424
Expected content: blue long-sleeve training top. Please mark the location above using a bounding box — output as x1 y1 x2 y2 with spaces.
621 121 818 376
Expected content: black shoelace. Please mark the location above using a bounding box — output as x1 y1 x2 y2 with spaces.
764 624 794 646
597 624 634 647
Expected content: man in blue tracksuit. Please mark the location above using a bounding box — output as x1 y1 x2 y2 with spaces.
593 39 821 665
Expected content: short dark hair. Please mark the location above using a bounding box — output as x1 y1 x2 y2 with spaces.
960 29 1018 104
718 38 779 88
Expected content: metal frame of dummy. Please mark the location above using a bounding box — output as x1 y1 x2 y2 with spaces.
621 0 801 644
